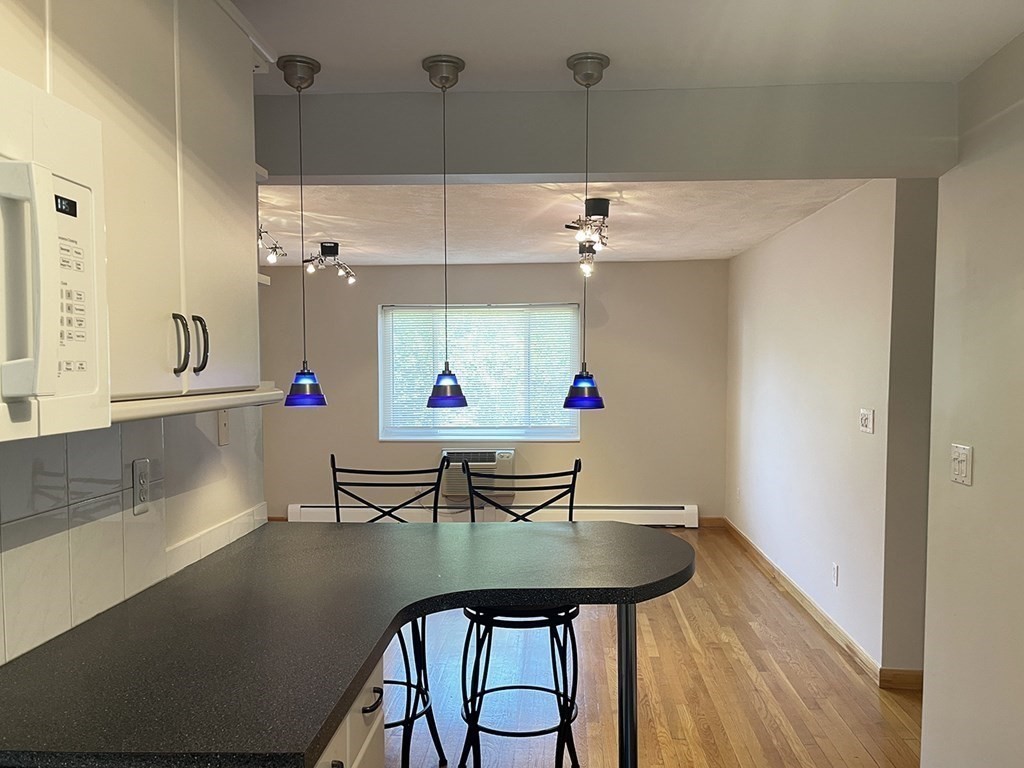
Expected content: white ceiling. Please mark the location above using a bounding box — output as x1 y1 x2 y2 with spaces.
257 180 865 266
236 0 1024 95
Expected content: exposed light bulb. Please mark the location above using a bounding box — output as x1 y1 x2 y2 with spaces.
593 241 603 252
575 229 585 242
306 262 315 274
580 260 594 277
347 274 356 285
266 250 278 264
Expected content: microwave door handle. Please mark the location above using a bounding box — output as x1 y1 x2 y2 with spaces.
0 162 59 399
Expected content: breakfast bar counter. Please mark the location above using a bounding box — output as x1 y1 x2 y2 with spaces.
0 521 696 768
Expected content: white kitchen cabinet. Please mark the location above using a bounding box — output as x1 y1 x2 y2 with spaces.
177 0 260 394
0 0 46 89
47 0 260 401
50 0 186 401
314 658 385 768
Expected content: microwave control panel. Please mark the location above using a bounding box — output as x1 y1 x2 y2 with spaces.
53 176 98 397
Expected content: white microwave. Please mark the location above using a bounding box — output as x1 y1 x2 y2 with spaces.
0 66 109 442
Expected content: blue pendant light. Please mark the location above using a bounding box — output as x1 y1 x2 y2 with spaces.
423 55 469 409
564 53 609 411
285 366 327 407
278 55 327 408
564 272 605 409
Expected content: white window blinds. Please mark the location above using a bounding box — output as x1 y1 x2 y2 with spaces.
379 304 580 441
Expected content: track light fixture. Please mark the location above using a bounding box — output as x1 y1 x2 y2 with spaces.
303 241 358 283
258 224 287 264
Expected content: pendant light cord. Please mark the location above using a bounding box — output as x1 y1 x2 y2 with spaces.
582 273 588 372
442 85 449 367
581 83 591 373
296 86 309 368
584 84 590 202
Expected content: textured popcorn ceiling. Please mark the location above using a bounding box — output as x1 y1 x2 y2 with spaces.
257 180 865 267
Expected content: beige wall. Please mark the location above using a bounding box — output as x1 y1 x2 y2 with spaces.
726 179 896 663
259 261 729 518
921 31 1024 767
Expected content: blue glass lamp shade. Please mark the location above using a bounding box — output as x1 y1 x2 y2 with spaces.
426 364 468 408
284 366 328 407
563 369 604 409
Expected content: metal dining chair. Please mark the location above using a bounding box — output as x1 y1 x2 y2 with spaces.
330 454 450 768
457 458 583 768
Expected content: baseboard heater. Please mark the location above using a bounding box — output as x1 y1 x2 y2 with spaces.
288 503 699 527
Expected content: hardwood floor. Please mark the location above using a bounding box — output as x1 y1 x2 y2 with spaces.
384 528 921 767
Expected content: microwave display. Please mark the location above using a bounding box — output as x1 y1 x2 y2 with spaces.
54 194 77 217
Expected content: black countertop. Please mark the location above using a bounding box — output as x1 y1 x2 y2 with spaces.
0 521 696 768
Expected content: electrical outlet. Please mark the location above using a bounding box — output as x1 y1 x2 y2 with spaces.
859 408 875 434
951 444 973 486
218 410 230 446
831 562 839 588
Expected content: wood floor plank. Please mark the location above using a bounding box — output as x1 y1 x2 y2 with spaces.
385 528 921 767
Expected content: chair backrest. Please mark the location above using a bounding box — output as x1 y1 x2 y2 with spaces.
462 458 582 522
330 454 450 523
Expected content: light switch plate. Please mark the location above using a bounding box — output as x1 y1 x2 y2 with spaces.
859 408 875 434
951 444 973 486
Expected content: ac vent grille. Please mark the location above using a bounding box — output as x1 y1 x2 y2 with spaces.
445 450 497 463
441 449 515 499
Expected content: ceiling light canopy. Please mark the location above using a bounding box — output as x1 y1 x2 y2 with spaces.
278 53 328 408
423 54 468 409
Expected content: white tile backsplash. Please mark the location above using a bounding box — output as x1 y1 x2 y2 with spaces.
70 493 125 624
68 425 122 504
0 434 68 524
1 507 72 660
0 412 265 666
123 481 166 597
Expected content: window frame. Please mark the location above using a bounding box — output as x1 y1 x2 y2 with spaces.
377 303 581 443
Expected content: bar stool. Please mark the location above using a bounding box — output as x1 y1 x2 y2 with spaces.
457 459 583 768
330 454 450 768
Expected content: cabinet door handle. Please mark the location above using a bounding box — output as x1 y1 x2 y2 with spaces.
171 313 190 375
361 686 384 714
191 314 210 373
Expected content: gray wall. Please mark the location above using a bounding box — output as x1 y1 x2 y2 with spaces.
255 83 958 183
922 30 1024 767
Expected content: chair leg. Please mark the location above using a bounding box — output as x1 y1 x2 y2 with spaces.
413 617 448 766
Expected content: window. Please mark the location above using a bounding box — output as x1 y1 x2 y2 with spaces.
379 304 580 441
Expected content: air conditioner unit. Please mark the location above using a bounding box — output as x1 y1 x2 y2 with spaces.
441 449 515 501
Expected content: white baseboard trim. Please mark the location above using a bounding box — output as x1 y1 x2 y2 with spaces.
288 503 699 527
166 502 268 575
721 518 882 683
